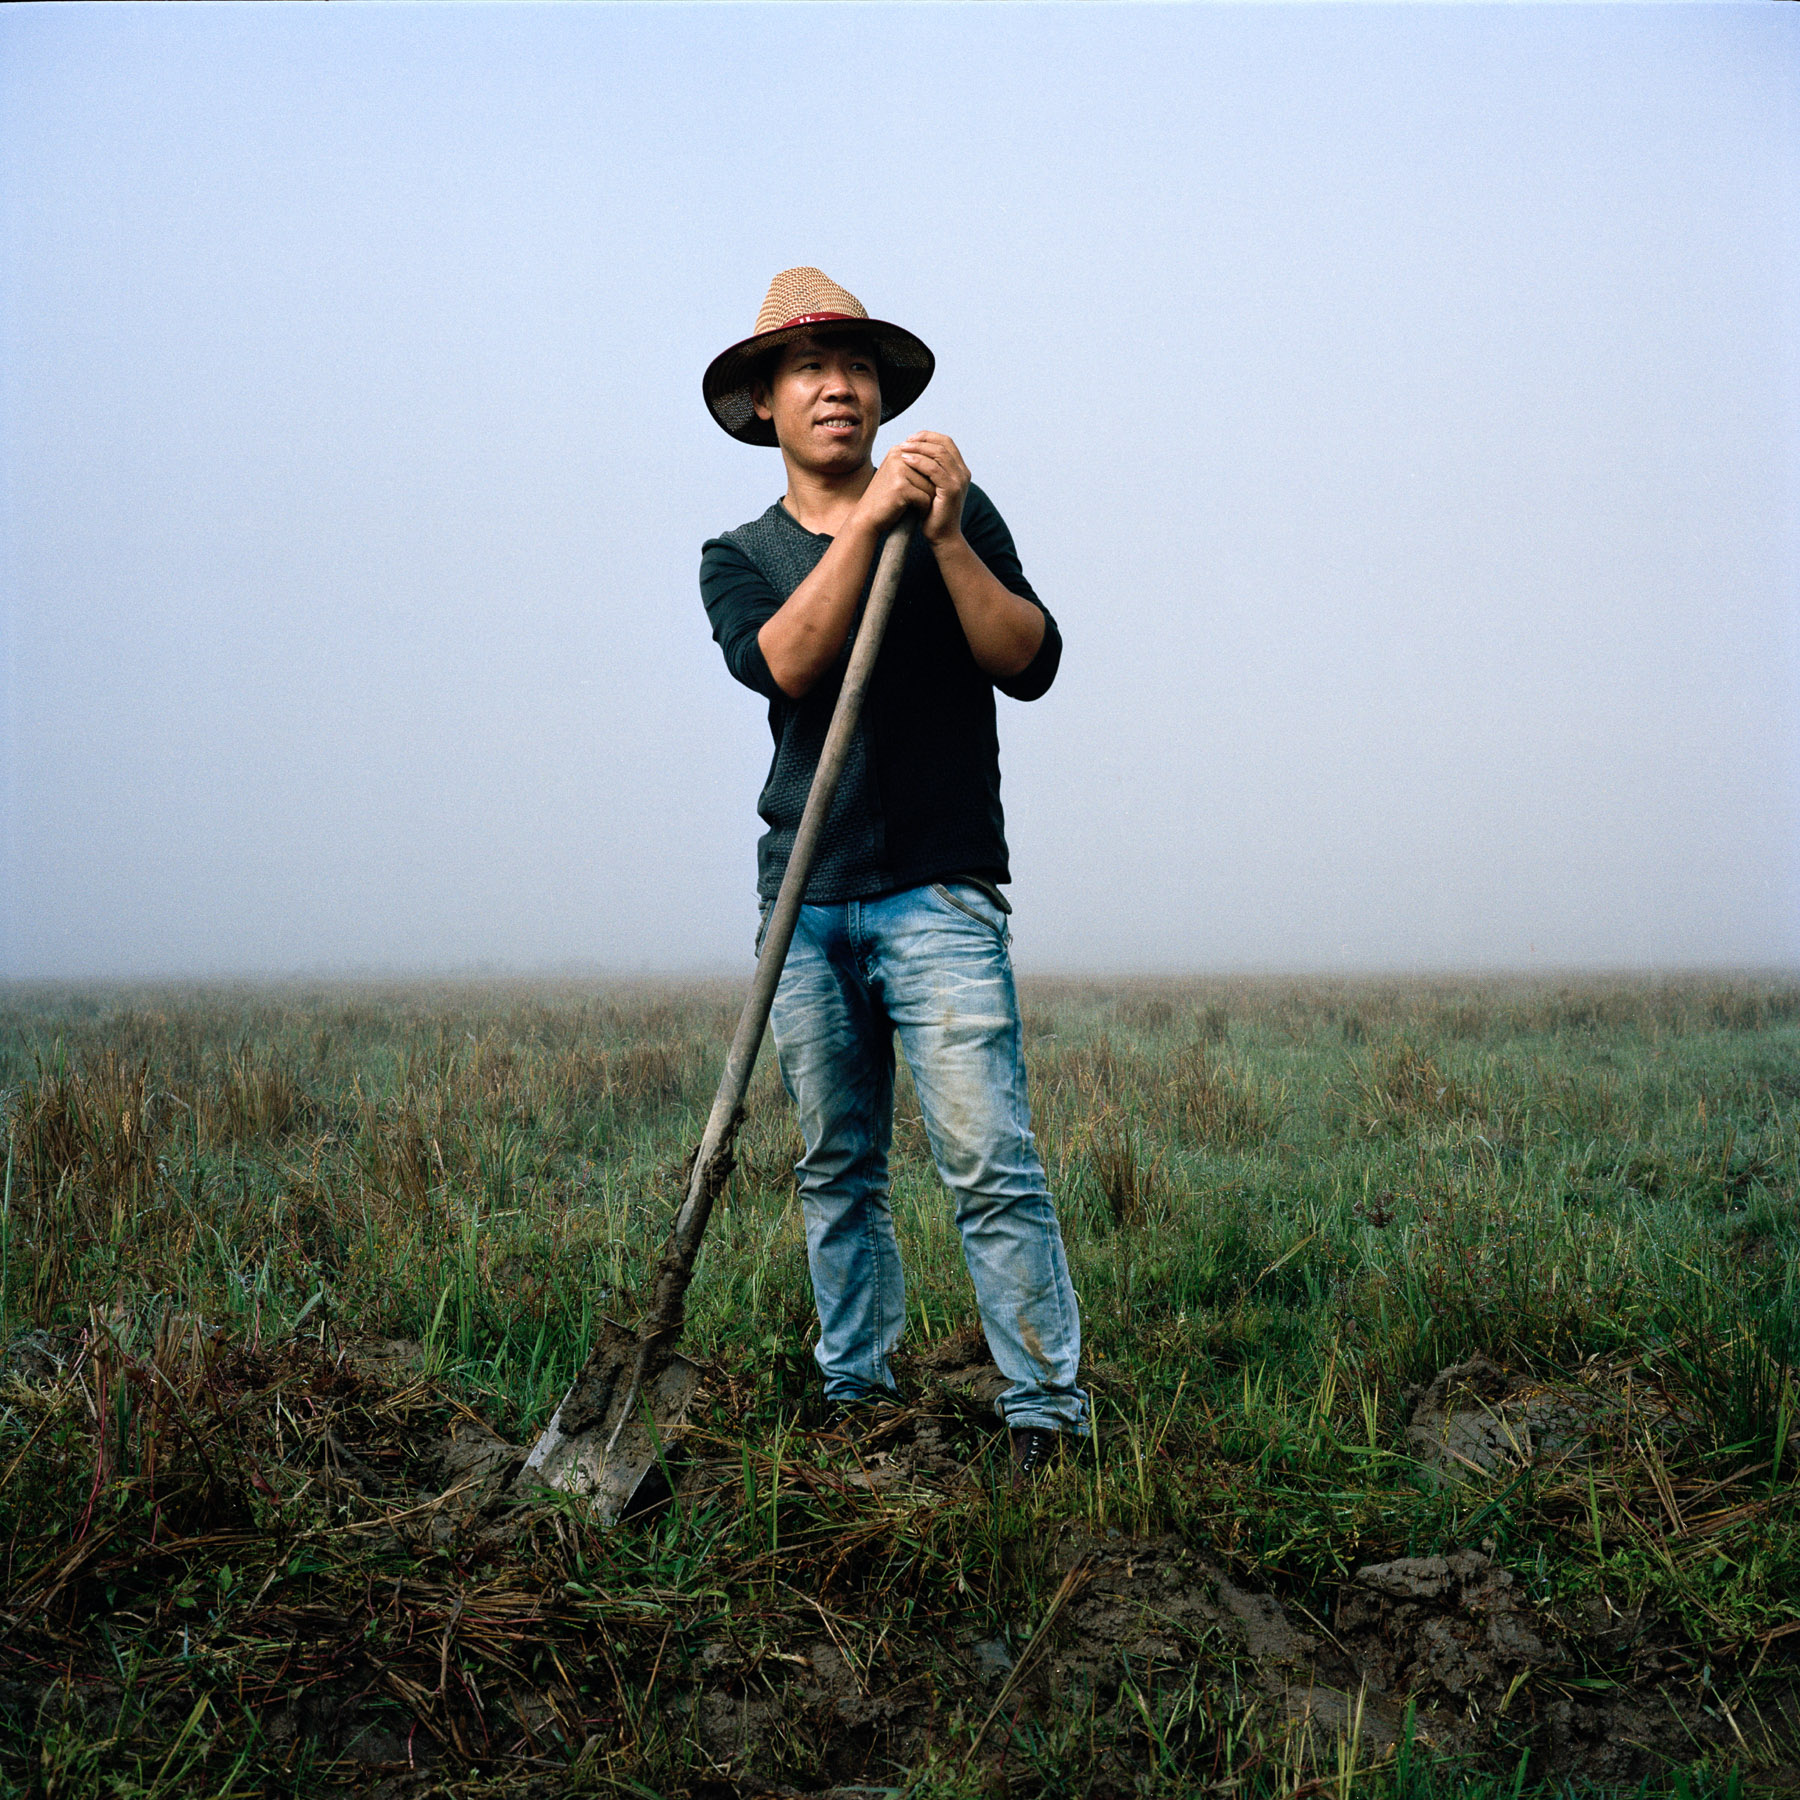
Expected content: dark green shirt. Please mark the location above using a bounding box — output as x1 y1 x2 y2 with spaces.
699 485 1061 903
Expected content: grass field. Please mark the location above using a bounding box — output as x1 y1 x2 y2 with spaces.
0 973 1796 1798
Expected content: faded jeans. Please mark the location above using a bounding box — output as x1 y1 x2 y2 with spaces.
766 881 1088 1434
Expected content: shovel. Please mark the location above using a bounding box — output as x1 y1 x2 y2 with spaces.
521 515 917 1521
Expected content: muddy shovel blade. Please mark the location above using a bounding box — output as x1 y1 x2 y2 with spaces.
519 1317 701 1524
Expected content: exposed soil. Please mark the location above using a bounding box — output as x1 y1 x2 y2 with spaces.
1403 1356 1607 1487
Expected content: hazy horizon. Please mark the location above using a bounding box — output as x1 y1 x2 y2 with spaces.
4 3 1796 981
5 959 1797 992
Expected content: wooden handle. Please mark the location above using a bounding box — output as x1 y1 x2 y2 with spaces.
594 517 918 1470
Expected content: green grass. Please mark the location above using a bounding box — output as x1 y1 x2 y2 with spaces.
0 974 1796 1796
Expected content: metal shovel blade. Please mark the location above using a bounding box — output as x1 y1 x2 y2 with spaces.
519 1317 702 1523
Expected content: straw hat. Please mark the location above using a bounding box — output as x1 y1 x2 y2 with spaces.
703 267 935 447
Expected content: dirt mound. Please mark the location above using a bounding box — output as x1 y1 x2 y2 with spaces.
1 1326 74 1388
1343 1548 1562 1701
1404 1356 1601 1486
1336 1543 1753 1785
904 1325 1010 1410
676 1532 1362 1791
1044 1533 1418 1753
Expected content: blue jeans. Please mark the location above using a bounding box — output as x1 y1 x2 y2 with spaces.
767 882 1088 1434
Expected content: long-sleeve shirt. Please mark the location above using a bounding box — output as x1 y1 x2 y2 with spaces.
699 485 1061 903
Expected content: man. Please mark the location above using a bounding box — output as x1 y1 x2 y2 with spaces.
699 268 1087 1476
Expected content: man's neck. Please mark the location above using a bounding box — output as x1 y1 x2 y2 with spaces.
780 453 876 538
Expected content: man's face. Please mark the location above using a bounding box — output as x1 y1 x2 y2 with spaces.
753 333 882 472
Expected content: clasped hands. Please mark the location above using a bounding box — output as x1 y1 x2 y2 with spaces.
851 431 971 549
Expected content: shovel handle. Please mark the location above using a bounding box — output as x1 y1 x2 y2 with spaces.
631 517 917 1356
530 520 920 1502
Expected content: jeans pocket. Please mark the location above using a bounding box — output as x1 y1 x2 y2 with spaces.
929 882 1010 943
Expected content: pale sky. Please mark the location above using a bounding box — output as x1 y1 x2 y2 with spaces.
3 2 1795 977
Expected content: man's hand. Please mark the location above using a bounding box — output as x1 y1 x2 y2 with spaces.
850 442 936 539
895 432 971 546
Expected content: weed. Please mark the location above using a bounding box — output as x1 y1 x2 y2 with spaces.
1176 1043 1279 1149
1087 1111 1165 1229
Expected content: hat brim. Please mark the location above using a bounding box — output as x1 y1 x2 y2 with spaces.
703 317 935 447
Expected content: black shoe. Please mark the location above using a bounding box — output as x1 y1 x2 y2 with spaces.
1009 1426 1066 1484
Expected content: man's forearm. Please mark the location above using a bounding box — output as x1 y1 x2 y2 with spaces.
933 533 1046 680
757 522 885 698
